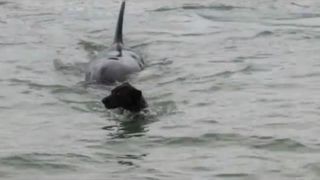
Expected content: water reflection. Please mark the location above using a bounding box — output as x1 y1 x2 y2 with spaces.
103 111 155 139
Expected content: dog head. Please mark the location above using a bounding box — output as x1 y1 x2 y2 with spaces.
102 83 147 112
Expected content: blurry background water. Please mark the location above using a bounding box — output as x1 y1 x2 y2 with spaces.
1 0 320 179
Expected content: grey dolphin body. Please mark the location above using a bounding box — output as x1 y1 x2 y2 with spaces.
85 0 144 84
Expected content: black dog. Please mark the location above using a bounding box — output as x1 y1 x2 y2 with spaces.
102 83 147 112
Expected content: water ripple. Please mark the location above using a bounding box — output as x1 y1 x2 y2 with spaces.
152 4 253 12
0 154 78 171
148 133 316 153
216 173 254 178
8 78 66 90
254 30 274 38
252 138 310 152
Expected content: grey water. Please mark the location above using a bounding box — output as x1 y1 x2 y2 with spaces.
1 0 320 179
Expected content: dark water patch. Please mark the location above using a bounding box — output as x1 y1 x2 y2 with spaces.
159 136 208 146
0 155 77 171
216 173 254 178
210 59 243 64
265 83 301 89
254 30 274 38
108 130 146 139
0 42 28 46
265 22 320 29
202 133 245 142
286 29 309 35
88 28 109 34
252 138 310 152
183 4 253 11
160 124 189 130
262 122 294 129
263 112 291 119
238 155 279 162
92 152 116 160
0 106 11 110
200 119 219 124
152 6 179 12
183 4 234 10
40 102 62 107
149 133 243 147
145 31 178 36
180 31 222 37
255 98 286 103
1 59 19 64
152 4 252 12
290 2 310 8
239 65 271 74
117 154 147 160
16 65 34 71
102 125 117 130
291 72 320 79
190 166 211 172
11 12 59 18
194 101 214 107
29 153 97 163
235 54 271 61
249 135 274 140
201 71 234 79
118 160 135 166
275 13 320 20
0 1 10 6
181 33 206 37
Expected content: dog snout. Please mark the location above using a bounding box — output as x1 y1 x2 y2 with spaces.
102 96 118 109
102 97 109 105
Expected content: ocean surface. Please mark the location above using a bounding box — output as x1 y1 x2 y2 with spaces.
1 0 320 179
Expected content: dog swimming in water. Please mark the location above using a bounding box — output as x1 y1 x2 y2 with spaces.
85 0 144 84
102 82 147 112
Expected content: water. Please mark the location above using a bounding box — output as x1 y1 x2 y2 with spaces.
1 0 320 179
